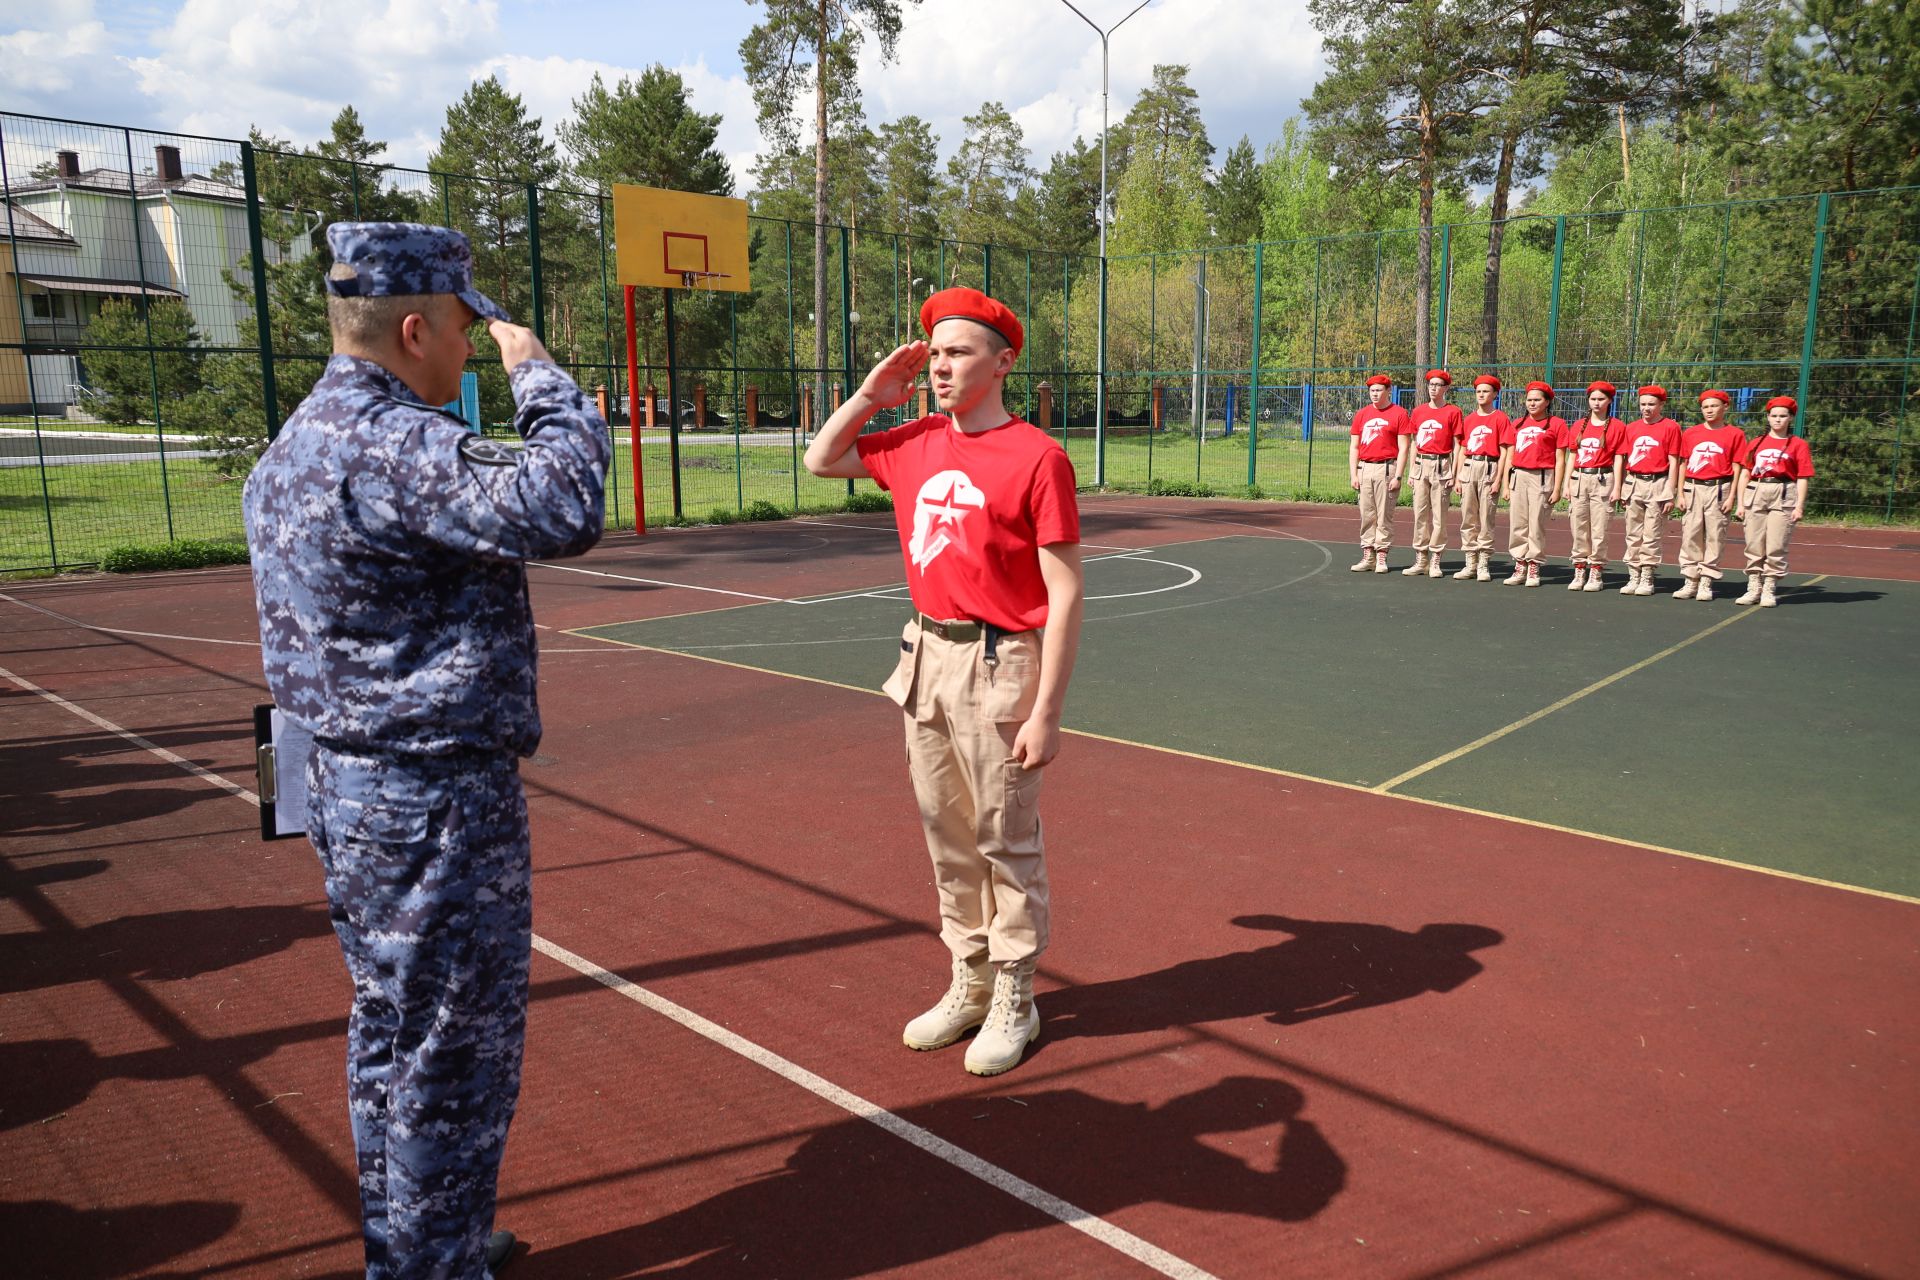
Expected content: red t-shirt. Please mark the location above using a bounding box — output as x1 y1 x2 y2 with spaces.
1502 415 1569 470
1681 423 1748 480
1571 417 1627 469
857 415 1079 632
1409 403 1464 455
1623 418 1683 475
1461 410 1509 458
1740 433 1815 480
1350 403 1411 463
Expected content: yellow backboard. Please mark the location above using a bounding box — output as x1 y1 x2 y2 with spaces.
611 184 751 293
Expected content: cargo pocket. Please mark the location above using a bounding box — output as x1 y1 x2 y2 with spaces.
324 793 437 888
881 619 920 711
977 654 1038 723
1001 758 1043 847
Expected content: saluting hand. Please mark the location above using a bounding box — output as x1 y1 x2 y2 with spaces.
490 320 551 373
859 341 929 411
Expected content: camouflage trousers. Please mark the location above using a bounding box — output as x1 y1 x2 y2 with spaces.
309 744 531 1280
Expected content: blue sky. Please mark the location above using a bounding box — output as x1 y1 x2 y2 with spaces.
3 1 1326 188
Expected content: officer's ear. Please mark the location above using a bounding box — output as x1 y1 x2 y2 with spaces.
396 308 433 360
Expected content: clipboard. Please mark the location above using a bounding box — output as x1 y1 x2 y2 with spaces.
253 703 314 840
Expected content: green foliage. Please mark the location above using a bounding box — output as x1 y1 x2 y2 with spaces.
944 102 1031 251
1145 477 1217 498
1209 137 1262 247
743 498 787 521
843 489 893 513
80 299 203 427
101 537 250 573
1110 135 1210 257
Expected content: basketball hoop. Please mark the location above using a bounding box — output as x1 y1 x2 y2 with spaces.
680 270 732 291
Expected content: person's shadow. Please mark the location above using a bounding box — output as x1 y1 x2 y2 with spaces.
1044 914 1503 1040
516 1076 1344 1278
0 902 336 996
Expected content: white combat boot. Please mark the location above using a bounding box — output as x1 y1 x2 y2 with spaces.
1403 551 1428 577
1695 577 1714 602
1673 576 1699 600
903 954 993 1051
1633 568 1658 596
1567 563 1588 591
1372 551 1391 573
1503 561 1526 585
1736 577 1762 606
1453 554 1475 580
1426 553 1444 578
1619 566 1640 594
1350 548 1375 573
1524 560 1542 588
1759 577 1779 608
963 961 1040 1076
1583 563 1605 591
1475 551 1491 582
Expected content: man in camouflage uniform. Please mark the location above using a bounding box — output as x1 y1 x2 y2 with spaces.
243 222 609 1278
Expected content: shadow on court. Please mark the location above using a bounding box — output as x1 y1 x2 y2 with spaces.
1771 585 1883 606
0 902 335 996
512 1077 1344 1278
1043 914 1503 1041
0 1198 242 1279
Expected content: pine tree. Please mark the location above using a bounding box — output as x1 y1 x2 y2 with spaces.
1208 136 1262 247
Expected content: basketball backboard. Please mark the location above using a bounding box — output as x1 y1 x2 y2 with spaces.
611 183 751 293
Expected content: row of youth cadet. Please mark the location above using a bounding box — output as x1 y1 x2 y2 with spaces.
1348 373 1816 605
242 222 1083 1277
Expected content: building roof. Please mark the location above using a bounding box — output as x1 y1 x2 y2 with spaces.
6 167 247 206
19 273 186 299
0 201 79 246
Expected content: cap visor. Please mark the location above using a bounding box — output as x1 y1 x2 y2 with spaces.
459 288 510 325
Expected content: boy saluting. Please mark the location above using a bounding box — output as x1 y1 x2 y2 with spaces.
804 287 1084 1077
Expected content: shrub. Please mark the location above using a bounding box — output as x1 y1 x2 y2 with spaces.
743 499 787 522
100 537 251 573
843 489 894 513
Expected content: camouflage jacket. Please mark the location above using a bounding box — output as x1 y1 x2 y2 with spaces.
244 354 608 757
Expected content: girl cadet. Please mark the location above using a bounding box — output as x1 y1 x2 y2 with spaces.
1453 374 1508 581
1618 385 1684 596
1498 381 1570 588
1733 396 1816 608
1348 374 1412 573
1673 389 1749 602
1405 369 1465 578
1565 380 1626 592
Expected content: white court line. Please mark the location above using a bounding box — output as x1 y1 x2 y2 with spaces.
0 590 260 646
528 559 792 602
1 668 1216 1280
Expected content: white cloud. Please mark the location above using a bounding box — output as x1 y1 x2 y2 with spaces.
864 0 1322 170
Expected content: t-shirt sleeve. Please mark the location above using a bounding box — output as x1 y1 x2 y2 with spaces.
854 427 900 491
1029 445 1080 546
1795 438 1816 477
1349 410 1365 438
1395 407 1414 435
1555 419 1574 449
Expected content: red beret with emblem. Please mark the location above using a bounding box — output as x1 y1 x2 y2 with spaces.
1525 380 1553 397
1637 384 1667 400
1472 374 1501 390
1698 388 1731 404
1365 374 1393 388
1764 395 1799 414
1424 369 1451 385
1587 380 1616 396
920 287 1023 359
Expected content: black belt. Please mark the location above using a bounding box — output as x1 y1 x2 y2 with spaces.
1628 472 1666 480
1466 455 1499 464
1688 477 1731 485
1514 466 1552 474
1575 466 1610 474
1754 476 1794 484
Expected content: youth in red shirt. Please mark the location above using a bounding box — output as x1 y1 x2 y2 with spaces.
1350 399 1411 462
1735 398 1816 605
1673 391 1748 598
1497 382 1568 585
1619 386 1685 593
804 285 1083 1076
1347 377 1411 570
1404 370 1464 574
1566 382 1627 589
1453 377 1508 577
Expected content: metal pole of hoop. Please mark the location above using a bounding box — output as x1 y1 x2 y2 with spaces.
625 285 645 534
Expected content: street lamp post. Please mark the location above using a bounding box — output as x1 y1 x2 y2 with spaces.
1058 0 1152 486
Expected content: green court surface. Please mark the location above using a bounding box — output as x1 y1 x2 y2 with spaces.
578 533 1920 899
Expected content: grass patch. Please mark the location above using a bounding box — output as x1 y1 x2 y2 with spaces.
101 537 250 573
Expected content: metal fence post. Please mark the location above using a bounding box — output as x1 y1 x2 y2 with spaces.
526 184 545 342
1436 223 1450 368
125 129 174 540
241 142 281 441
1708 203 1731 381
1247 241 1263 488
785 220 799 511
1795 193 1831 436
1624 210 1647 387
1544 216 1567 386
0 119 60 566
1307 239 1321 492
1891 233 1920 517
841 224 854 499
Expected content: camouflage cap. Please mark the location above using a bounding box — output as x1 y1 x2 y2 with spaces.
324 222 509 324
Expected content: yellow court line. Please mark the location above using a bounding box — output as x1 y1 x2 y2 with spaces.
571 623 1918 908
1371 575 1830 795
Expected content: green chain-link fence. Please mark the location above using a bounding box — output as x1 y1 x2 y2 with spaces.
5 110 1917 573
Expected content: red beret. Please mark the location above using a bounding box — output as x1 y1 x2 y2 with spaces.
1637 384 1667 400
1365 374 1393 388
1524 381 1553 397
1764 395 1799 414
1424 369 1452 385
1698 388 1731 404
1587 380 1616 396
920 287 1023 359
1472 374 1501 390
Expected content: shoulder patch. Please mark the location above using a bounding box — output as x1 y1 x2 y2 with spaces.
460 436 522 467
